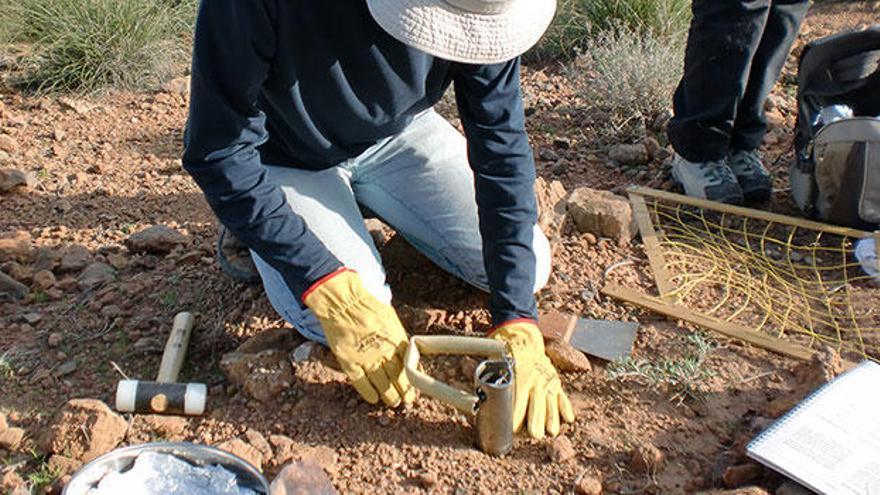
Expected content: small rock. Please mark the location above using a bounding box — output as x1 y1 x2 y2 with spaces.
125 225 187 254
106 252 128 270
608 143 649 166
641 137 662 160
552 159 569 176
546 340 592 372
0 169 35 192
539 148 559 162
58 97 95 115
55 359 77 377
0 426 25 450
162 76 191 98
535 177 569 240
651 109 673 132
216 438 263 471
547 435 576 463
292 341 316 363
269 434 298 464
300 446 339 475
270 460 338 495
40 399 128 462
22 312 43 324
0 230 31 263
583 232 598 244
553 138 571 150
415 471 438 489
220 350 295 403
0 269 28 300
538 311 577 342
59 245 92 272
33 270 56 290
77 262 115 290
776 481 813 495
0 134 17 153
363 218 390 249
1 471 25 493
48 332 64 347
723 463 763 488
629 443 664 474
575 473 603 495
245 429 273 462
566 188 637 246
34 248 61 272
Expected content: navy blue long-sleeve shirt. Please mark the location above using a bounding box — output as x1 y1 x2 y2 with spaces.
182 0 539 325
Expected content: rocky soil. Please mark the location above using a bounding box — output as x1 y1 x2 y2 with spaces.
0 3 875 494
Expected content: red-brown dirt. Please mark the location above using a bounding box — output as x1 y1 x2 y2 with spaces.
0 2 875 493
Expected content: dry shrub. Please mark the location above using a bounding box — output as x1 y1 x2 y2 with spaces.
568 28 685 140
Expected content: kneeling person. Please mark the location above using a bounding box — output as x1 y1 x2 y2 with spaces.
183 0 574 439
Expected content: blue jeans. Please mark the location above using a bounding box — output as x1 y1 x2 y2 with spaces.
251 109 551 344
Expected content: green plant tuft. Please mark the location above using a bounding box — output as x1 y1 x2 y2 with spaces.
1 0 196 94
607 331 717 403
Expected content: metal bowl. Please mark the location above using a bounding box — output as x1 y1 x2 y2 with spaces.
63 442 269 495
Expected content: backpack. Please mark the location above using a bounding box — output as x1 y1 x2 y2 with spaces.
789 26 880 230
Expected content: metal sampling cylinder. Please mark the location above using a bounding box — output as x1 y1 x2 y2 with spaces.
474 358 514 457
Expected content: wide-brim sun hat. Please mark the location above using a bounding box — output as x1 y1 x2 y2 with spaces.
366 0 557 64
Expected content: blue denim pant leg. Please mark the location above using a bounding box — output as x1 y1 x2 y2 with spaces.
253 109 551 343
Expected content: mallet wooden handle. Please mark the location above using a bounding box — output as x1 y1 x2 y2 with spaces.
156 312 195 383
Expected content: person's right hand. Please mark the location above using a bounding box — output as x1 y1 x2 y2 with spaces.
303 268 416 406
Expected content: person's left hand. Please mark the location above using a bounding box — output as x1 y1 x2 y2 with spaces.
491 320 575 439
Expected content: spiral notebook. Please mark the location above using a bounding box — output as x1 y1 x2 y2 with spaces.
747 360 880 494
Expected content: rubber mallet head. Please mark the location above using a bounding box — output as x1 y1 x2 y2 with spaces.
115 379 207 415
115 312 207 416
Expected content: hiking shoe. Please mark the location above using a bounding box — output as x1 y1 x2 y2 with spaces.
727 149 773 202
217 226 261 284
670 154 744 204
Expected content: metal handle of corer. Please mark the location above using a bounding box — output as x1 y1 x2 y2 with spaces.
404 335 515 456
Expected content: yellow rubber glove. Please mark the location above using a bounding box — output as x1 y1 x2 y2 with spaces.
303 269 416 406
491 320 575 439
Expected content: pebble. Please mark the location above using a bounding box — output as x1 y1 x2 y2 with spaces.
55 360 77 377
32 270 56 290
0 270 28 300
575 473 603 495
629 442 664 474
22 312 43 324
124 225 187 254
0 134 18 153
547 435 576 463
0 168 35 192
48 332 64 347
546 340 592 372
722 463 763 488
608 143 649 166
415 472 438 489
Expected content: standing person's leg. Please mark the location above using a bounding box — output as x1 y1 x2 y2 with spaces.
727 0 809 200
667 0 773 203
731 0 809 153
668 0 772 160
249 166 391 345
349 109 552 295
